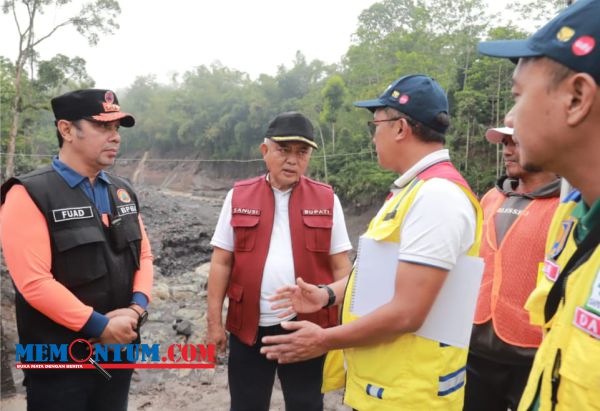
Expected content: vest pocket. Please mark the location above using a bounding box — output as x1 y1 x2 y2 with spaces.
226 283 244 331
231 215 260 252
559 327 600 407
52 225 108 288
302 215 333 253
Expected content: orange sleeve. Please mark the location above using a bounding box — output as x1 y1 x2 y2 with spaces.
132 215 153 302
0 185 93 331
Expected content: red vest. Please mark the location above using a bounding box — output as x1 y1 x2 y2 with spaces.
474 187 558 347
226 175 339 345
418 161 471 190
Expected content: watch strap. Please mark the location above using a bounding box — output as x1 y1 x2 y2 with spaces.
317 284 336 308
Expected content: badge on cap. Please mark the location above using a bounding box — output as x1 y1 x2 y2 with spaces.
399 94 410 104
102 90 120 113
556 26 575 42
391 90 400 98
572 35 596 56
105 91 115 104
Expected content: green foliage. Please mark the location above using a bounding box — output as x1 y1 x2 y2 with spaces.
3 0 564 204
320 75 347 124
329 158 397 208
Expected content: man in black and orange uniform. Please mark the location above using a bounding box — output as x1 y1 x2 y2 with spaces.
479 0 600 409
465 126 560 411
0 89 153 411
206 111 352 411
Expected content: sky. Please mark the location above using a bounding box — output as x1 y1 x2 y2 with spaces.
1 0 379 90
0 0 516 91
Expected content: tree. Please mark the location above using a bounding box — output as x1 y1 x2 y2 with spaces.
3 0 121 179
320 74 347 154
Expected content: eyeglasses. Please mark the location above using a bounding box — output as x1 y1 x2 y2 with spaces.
367 117 402 135
274 145 311 160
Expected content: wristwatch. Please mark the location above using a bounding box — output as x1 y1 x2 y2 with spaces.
128 306 148 329
137 309 148 329
317 284 336 308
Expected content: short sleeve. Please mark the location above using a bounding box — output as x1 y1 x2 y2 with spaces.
397 179 476 270
330 194 353 255
210 189 234 252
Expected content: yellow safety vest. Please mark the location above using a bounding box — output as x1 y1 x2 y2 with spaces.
323 174 483 411
525 197 579 328
519 192 600 411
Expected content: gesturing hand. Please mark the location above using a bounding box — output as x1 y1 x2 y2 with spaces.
260 320 328 363
269 277 329 318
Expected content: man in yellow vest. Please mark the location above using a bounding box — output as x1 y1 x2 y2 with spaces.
479 0 600 409
260 74 482 410
466 126 560 411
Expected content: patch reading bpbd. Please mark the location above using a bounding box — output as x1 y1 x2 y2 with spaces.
117 203 137 217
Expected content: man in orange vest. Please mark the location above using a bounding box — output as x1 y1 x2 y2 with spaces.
465 126 560 411
206 111 352 411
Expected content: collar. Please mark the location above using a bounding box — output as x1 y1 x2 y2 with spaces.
265 173 295 194
393 149 450 189
572 196 600 244
496 175 561 199
52 156 111 188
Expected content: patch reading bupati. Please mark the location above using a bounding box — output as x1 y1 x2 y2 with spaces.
232 208 261 216
116 203 138 217
52 206 94 223
302 209 331 216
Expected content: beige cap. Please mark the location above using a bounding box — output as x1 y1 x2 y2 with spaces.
485 127 513 144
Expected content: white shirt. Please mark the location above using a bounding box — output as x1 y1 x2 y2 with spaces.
382 149 476 270
211 184 352 326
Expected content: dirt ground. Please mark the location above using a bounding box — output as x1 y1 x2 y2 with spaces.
1 181 374 410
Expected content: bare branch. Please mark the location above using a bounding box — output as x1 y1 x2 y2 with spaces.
10 1 23 36
31 18 72 48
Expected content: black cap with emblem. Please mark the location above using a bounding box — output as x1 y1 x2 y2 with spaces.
51 89 135 127
265 111 318 149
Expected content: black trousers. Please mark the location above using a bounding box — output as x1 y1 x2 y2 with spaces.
464 352 533 411
24 369 133 411
228 323 325 411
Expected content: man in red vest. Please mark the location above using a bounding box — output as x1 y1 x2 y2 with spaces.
465 126 559 411
206 111 352 411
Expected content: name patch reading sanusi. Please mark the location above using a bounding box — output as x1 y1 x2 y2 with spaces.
232 208 261 215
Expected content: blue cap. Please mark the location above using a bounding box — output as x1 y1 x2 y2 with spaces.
478 0 600 84
353 74 449 133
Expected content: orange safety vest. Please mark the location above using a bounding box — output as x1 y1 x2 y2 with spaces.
474 188 558 347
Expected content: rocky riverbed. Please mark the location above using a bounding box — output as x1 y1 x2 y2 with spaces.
1 183 377 410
